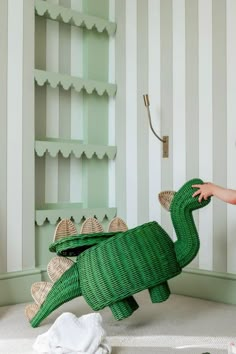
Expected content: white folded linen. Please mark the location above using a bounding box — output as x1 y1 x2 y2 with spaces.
33 312 111 354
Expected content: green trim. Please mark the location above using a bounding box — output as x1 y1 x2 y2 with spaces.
35 207 117 225
35 139 117 159
36 202 83 210
0 270 42 306
1 267 236 307
0 268 41 280
35 0 116 35
182 267 236 281
34 70 117 96
169 268 236 305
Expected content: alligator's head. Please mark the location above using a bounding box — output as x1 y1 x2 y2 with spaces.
159 178 210 213
159 178 211 268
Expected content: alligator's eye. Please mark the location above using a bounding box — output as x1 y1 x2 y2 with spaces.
158 191 176 211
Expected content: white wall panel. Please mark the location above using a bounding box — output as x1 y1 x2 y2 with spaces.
198 0 213 270
7 0 24 271
148 0 162 223
22 0 35 269
0 0 8 273
172 0 186 190
226 0 236 273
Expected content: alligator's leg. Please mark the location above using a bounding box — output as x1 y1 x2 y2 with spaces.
26 263 82 328
109 296 139 320
148 281 170 303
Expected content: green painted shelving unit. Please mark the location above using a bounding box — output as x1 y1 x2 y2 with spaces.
34 0 117 267
35 0 116 35
35 138 117 159
34 69 117 96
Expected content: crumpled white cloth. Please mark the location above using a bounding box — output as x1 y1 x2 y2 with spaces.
33 312 111 354
229 342 236 354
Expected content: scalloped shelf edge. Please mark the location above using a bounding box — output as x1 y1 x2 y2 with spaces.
34 69 117 97
35 140 117 160
35 207 117 225
35 0 117 35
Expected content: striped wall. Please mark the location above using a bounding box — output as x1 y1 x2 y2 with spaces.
0 0 35 274
1 0 236 305
227 0 236 274
0 0 8 274
115 0 236 274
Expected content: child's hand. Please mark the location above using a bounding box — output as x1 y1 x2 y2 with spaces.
192 183 213 202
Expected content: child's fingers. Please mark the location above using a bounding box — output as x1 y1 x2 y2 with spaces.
192 184 202 188
192 189 201 197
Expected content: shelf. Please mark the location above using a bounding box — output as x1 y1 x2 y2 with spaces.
35 139 117 159
35 206 117 225
35 0 117 35
34 69 117 97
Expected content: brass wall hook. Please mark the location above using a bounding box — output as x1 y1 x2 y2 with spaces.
143 94 169 158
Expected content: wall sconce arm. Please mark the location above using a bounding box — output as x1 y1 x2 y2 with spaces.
143 94 169 158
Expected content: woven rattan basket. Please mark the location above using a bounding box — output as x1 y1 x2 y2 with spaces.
26 178 212 328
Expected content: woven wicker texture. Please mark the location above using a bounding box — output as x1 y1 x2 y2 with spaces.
31 282 53 305
49 217 123 257
53 218 78 242
170 178 211 268
78 221 181 314
25 303 40 321
158 191 176 211
80 217 104 234
27 178 211 327
47 256 74 283
108 217 128 232
30 262 81 328
49 232 116 257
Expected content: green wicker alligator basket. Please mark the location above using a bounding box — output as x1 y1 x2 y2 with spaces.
25 178 211 327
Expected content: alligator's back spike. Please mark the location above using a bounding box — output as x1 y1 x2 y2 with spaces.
53 218 77 242
80 217 103 234
159 191 176 211
47 256 74 283
108 217 128 232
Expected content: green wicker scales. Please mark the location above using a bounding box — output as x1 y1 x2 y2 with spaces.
49 231 117 257
29 178 211 327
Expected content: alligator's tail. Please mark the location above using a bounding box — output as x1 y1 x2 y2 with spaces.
25 257 81 328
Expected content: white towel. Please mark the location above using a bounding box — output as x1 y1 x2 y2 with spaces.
229 342 236 354
33 312 111 354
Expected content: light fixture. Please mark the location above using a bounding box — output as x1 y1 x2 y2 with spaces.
143 94 169 158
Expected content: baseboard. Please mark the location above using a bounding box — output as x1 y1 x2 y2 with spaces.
0 269 47 306
1 267 236 307
170 267 236 305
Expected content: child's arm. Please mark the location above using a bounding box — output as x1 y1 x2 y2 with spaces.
192 182 236 205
